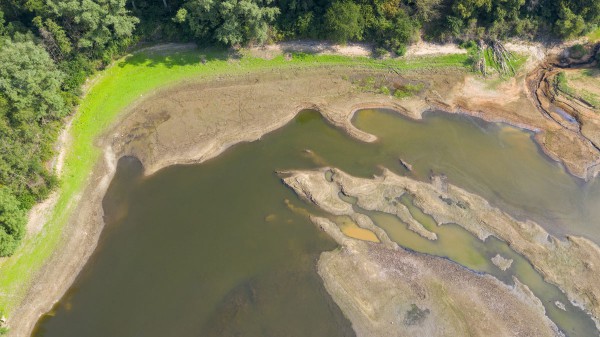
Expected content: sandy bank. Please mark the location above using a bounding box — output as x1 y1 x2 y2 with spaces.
248 40 468 59
107 64 599 180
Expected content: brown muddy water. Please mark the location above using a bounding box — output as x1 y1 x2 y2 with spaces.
33 109 600 336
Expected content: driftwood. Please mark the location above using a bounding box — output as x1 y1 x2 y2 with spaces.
476 40 487 77
491 40 516 76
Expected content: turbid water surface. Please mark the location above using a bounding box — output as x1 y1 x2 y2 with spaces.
33 109 600 336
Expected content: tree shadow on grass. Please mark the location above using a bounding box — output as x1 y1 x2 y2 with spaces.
117 44 231 69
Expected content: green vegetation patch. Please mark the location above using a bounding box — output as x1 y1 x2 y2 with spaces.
469 41 525 78
556 71 600 109
393 83 425 99
587 27 600 42
569 44 586 59
556 72 575 96
0 47 470 316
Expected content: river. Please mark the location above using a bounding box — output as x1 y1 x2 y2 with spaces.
33 109 600 336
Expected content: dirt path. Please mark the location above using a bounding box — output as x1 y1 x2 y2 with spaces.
249 40 470 59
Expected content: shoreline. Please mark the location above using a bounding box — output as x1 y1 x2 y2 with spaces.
5 43 600 336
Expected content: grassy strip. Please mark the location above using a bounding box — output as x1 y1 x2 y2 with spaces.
587 27 600 42
557 71 600 109
556 72 575 96
0 47 470 316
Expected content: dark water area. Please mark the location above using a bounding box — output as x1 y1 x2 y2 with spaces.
33 109 600 336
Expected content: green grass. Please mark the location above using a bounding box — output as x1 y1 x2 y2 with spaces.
587 27 600 42
556 71 600 109
393 83 425 99
0 46 470 316
556 72 576 96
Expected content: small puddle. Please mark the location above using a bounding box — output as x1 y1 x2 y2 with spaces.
552 105 579 124
332 216 379 243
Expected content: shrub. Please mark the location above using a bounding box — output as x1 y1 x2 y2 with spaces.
0 187 26 257
569 44 586 59
325 0 364 43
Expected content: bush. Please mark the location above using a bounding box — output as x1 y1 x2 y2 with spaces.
373 47 388 58
460 40 477 51
325 0 364 43
569 44 586 59
394 44 407 57
0 187 26 257
380 86 391 95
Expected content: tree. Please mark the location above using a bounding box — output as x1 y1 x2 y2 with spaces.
0 10 5 36
175 0 280 46
407 0 442 23
371 8 416 55
45 0 139 54
324 0 364 43
554 4 586 37
274 0 329 38
0 40 67 122
0 187 26 257
33 17 73 61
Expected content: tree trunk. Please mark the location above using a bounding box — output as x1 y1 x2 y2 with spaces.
162 0 168 9
131 0 137 11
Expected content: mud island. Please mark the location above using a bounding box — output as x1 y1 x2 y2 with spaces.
2 38 600 337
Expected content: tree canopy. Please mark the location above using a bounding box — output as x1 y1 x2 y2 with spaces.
324 0 364 43
175 0 279 45
0 187 26 257
44 0 139 57
0 40 67 122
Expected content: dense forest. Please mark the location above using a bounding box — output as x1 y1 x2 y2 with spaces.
0 0 599 256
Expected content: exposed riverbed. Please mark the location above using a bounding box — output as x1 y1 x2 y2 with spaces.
32 109 600 336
